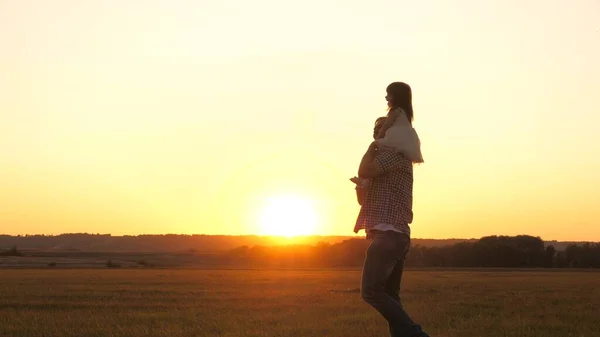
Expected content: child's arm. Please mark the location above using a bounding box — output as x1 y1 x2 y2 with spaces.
375 109 400 139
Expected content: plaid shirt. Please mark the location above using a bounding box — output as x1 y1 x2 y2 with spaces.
354 150 413 239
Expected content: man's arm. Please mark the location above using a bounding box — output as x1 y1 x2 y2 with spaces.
358 142 407 179
355 185 367 205
350 177 370 205
358 141 384 179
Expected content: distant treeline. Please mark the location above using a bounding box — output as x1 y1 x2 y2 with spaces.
0 233 592 253
2 235 599 269
0 233 355 252
224 235 600 268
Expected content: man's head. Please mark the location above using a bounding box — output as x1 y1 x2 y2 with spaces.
373 116 387 139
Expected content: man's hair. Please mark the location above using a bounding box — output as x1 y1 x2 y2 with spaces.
375 116 387 126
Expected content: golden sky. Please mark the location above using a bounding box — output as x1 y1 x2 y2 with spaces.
1 0 599 240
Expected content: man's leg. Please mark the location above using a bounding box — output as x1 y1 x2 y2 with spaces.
386 255 406 335
385 255 426 337
361 232 422 337
385 255 405 304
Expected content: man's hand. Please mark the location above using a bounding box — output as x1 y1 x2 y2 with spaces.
350 176 362 185
350 176 371 188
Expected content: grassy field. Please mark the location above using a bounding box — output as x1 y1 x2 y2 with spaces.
1 269 599 337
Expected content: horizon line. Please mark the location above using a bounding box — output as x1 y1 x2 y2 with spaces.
1 232 598 243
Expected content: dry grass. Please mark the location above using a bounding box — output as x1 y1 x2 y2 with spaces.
0 269 599 337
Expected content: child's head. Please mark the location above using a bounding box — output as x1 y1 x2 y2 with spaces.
385 82 413 121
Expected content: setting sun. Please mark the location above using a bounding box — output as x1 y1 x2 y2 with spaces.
259 195 319 237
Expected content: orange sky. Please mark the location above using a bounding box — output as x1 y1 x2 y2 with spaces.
1 0 599 240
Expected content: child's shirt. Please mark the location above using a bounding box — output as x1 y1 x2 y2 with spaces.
376 108 424 163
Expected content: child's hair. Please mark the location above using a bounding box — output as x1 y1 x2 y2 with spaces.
386 82 414 122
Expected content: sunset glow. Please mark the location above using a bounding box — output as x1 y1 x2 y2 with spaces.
1 0 599 240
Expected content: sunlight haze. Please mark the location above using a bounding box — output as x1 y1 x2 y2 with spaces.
1 0 599 240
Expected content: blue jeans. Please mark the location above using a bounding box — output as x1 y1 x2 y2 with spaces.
361 230 427 337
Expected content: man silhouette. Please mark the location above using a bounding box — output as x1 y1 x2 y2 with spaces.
353 116 429 337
